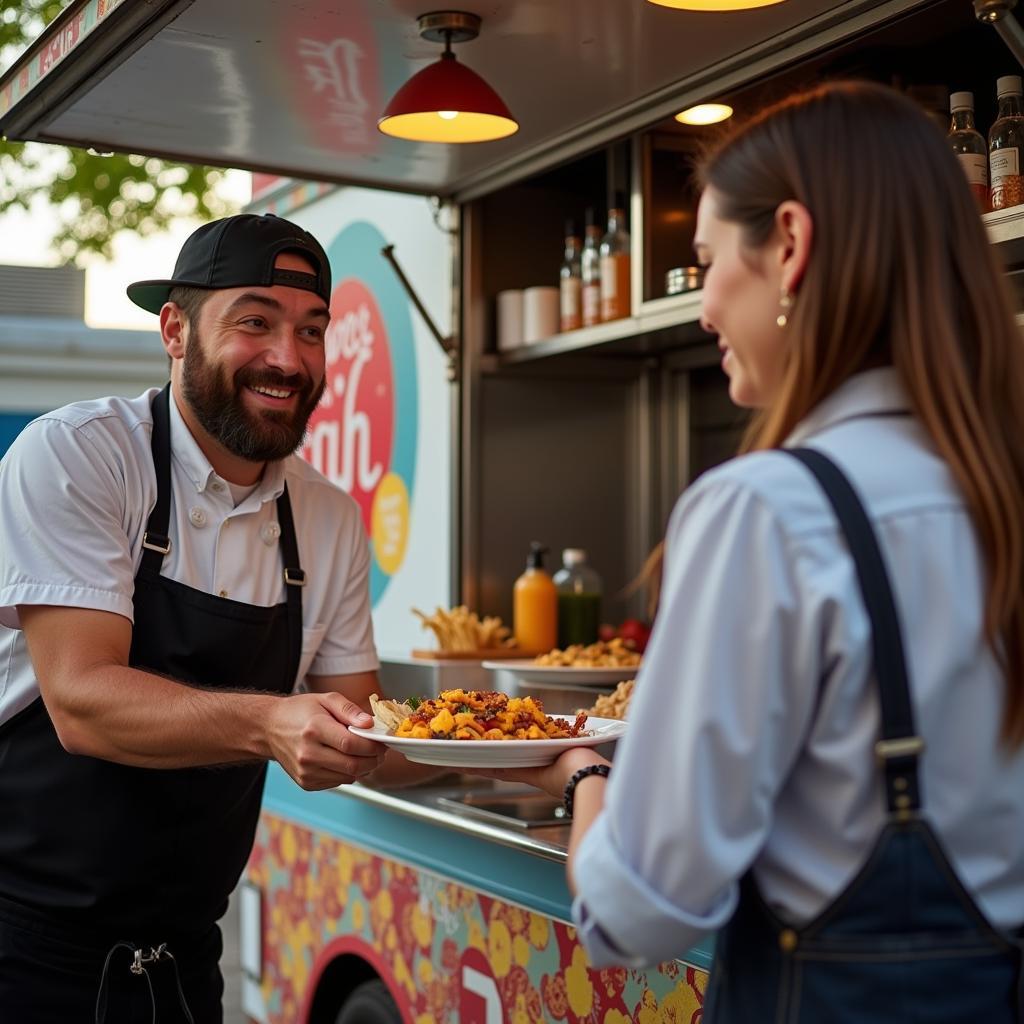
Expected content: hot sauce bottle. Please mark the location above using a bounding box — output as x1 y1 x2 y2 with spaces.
513 542 557 654
948 91 989 213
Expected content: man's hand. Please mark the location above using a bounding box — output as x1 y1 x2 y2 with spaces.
264 692 387 790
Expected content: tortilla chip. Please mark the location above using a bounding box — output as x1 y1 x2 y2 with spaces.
369 693 413 732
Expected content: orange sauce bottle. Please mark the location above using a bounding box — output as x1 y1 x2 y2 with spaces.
513 542 558 654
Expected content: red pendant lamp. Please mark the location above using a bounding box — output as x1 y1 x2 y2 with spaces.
378 11 519 144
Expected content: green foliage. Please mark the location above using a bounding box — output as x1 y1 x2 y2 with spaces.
0 0 239 262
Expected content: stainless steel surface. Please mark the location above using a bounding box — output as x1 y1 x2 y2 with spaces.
436 791 570 830
1 0 928 199
338 779 571 862
378 657 493 701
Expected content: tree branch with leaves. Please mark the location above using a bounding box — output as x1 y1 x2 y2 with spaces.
0 0 239 263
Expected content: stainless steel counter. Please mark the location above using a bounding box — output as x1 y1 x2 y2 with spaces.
334 778 571 863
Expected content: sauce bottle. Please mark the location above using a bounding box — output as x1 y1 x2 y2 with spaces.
581 208 602 328
989 75 1024 211
948 91 989 212
553 548 603 647
513 542 557 654
600 195 631 322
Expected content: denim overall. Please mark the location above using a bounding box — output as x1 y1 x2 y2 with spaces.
0 385 305 1023
703 448 1023 1023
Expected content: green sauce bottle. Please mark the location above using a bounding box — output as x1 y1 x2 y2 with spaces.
553 548 603 648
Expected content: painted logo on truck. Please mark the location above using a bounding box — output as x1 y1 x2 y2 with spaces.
301 220 418 604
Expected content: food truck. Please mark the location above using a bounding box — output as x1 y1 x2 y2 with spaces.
4 0 1024 1020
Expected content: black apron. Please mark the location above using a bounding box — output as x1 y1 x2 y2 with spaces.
0 385 305 1021
704 448 1024 1023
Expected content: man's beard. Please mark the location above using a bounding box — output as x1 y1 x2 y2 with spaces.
181 329 325 463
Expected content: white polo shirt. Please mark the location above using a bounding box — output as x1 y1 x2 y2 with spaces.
0 388 379 726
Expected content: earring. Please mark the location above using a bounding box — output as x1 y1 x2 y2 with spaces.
776 289 793 329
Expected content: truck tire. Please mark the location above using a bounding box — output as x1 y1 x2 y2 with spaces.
335 978 403 1024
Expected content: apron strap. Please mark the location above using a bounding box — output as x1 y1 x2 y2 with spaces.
140 384 174 575
785 448 923 819
276 484 305 688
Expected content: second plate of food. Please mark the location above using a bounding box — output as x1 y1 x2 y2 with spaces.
482 660 639 687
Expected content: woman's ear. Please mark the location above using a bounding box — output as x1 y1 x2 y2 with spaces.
774 200 813 295
160 303 188 360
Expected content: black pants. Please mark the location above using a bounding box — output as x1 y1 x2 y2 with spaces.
0 901 224 1024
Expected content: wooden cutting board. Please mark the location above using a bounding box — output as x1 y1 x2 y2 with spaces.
410 648 542 661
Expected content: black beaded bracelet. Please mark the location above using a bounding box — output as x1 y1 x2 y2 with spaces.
563 764 611 817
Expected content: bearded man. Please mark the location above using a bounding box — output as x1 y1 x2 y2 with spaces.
0 214 401 1022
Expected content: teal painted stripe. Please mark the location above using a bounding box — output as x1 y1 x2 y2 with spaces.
261 765 716 972
262 766 572 920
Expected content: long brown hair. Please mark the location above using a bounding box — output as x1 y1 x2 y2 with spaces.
699 80 1024 746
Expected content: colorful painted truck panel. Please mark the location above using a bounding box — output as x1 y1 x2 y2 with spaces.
242 766 710 1024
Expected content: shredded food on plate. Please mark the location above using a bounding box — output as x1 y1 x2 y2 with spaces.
371 689 588 741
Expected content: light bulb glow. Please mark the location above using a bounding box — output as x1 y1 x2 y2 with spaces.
379 111 518 143
648 0 788 9
675 103 734 125
438 110 459 120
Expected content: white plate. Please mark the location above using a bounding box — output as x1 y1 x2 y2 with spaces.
482 659 640 687
349 716 627 767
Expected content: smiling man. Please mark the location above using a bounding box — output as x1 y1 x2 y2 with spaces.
0 214 390 1022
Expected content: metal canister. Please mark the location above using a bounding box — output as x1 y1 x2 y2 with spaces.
665 266 704 295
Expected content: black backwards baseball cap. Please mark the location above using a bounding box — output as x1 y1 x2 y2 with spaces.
126 213 332 314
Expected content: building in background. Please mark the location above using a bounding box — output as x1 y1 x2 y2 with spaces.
0 263 165 454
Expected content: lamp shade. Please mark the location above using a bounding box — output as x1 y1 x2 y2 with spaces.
378 53 519 143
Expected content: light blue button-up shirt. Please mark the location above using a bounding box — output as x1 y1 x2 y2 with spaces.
573 368 1024 966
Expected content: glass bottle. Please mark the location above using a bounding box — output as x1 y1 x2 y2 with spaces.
600 196 631 322
949 91 989 213
989 75 1024 211
581 208 602 328
552 548 603 647
559 220 583 333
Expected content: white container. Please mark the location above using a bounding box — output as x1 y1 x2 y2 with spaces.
522 286 560 344
496 289 524 351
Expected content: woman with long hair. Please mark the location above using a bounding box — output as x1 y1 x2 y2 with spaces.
473 80 1024 1021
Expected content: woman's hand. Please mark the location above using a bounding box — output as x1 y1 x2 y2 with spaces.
461 747 611 801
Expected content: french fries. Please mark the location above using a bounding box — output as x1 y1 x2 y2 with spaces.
412 605 515 653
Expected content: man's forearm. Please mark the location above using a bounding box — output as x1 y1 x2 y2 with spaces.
53 664 279 768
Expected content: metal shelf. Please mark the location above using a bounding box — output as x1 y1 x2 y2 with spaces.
985 206 1024 264
484 209 1024 371
493 289 705 367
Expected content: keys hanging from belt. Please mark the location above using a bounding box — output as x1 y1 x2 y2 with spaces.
96 939 196 1024
130 942 171 975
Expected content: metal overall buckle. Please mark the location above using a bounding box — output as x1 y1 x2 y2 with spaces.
130 942 171 975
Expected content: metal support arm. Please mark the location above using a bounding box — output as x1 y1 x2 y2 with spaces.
975 0 1024 71
380 244 459 381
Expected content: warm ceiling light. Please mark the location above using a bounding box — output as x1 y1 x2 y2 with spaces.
378 11 519 144
648 0 788 9
675 103 734 125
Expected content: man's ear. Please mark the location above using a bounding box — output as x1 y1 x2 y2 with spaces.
160 303 188 360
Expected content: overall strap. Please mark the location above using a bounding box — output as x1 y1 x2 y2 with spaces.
785 447 923 820
275 483 305 687
140 384 174 574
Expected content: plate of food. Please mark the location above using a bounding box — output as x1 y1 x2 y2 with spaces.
483 662 640 686
351 690 626 767
483 637 642 687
